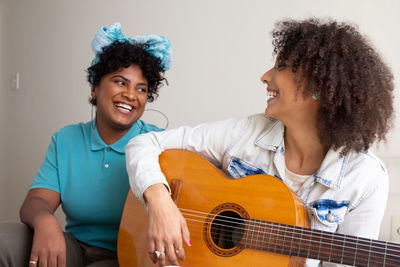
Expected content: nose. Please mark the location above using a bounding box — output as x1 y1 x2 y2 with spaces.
260 67 273 84
121 86 137 101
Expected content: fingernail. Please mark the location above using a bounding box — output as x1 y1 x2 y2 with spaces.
189 240 192 246
152 259 157 264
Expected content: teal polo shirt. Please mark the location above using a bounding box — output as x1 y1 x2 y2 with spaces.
30 120 162 252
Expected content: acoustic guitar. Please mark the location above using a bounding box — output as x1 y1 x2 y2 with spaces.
117 149 400 266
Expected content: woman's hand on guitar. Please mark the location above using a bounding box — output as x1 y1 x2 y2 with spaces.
144 183 191 266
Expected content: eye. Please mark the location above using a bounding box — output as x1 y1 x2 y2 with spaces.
275 63 286 71
114 79 126 86
137 87 148 94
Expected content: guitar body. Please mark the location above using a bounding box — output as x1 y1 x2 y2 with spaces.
118 149 310 267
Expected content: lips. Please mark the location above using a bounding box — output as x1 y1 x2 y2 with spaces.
267 88 279 99
114 102 134 113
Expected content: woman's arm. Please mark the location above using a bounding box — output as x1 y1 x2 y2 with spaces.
20 188 65 267
125 116 249 203
125 116 249 265
20 188 60 229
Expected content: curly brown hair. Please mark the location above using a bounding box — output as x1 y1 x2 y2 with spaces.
272 18 394 155
87 41 166 104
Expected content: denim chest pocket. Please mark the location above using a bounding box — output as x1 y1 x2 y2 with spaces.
227 157 266 179
310 199 349 228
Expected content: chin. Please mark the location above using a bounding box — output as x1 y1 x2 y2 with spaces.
265 110 279 121
112 120 137 131
265 108 273 117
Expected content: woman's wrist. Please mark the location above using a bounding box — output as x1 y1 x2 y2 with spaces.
144 183 171 205
32 212 58 230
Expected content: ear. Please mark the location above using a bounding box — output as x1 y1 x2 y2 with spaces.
91 87 96 99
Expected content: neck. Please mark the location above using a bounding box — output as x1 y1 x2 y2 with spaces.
283 119 328 175
95 118 130 145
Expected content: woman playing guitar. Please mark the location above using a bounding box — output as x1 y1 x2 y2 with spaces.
125 18 395 266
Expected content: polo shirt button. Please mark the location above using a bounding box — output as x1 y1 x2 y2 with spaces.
326 213 335 222
105 164 109 168
107 148 111 152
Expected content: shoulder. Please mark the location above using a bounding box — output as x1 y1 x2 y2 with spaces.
210 113 281 138
52 121 89 141
247 113 281 133
342 150 388 189
247 113 278 126
136 120 164 133
347 150 387 175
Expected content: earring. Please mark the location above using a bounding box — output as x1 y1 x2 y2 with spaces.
312 91 319 100
91 104 96 129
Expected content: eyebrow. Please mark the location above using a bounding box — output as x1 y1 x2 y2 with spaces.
112 75 148 86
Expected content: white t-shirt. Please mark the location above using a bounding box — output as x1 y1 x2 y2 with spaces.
285 166 312 193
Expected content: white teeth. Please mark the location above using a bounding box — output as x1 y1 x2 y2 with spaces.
115 103 133 111
268 91 278 97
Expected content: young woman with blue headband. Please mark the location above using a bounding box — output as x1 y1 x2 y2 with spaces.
0 23 171 267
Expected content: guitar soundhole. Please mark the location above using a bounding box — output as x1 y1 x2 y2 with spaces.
204 203 249 257
210 211 244 249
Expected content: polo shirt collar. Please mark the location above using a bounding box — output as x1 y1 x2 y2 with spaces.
90 119 143 153
254 119 347 189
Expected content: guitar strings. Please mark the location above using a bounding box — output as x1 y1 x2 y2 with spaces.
180 207 400 250
182 218 400 265
177 208 400 262
182 220 399 266
182 215 398 258
182 211 400 259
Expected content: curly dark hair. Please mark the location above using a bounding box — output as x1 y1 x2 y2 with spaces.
87 40 166 103
272 18 394 155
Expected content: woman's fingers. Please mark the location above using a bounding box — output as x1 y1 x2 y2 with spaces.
148 240 157 264
181 216 191 250
173 243 185 261
165 243 179 266
57 253 66 267
29 258 38 267
30 223 66 267
144 184 193 265
155 247 167 266
38 257 47 267
48 255 57 267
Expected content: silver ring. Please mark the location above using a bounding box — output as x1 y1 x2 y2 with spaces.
29 260 38 265
155 250 165 258
175 247 183 253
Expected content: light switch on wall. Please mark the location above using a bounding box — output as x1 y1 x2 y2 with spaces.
11 72 20 90
390 216 400 242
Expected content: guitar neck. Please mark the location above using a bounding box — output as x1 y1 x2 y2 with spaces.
243 219 400 266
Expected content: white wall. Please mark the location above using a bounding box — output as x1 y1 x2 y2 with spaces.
1 0 399 240
0 0 6 217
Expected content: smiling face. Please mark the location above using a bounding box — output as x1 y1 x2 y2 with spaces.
92 64 148 134
260 61 319 124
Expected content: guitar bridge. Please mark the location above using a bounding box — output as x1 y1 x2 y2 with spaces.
170 178 182 204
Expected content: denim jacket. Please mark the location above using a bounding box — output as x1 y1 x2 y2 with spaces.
125 114 389 267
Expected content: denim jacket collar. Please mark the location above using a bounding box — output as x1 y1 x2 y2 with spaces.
254 119 346 189
254 118 283 151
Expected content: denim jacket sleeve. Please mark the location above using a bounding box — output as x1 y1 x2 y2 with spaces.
125 117 249 203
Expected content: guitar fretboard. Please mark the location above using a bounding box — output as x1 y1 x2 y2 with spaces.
242 219 400 266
